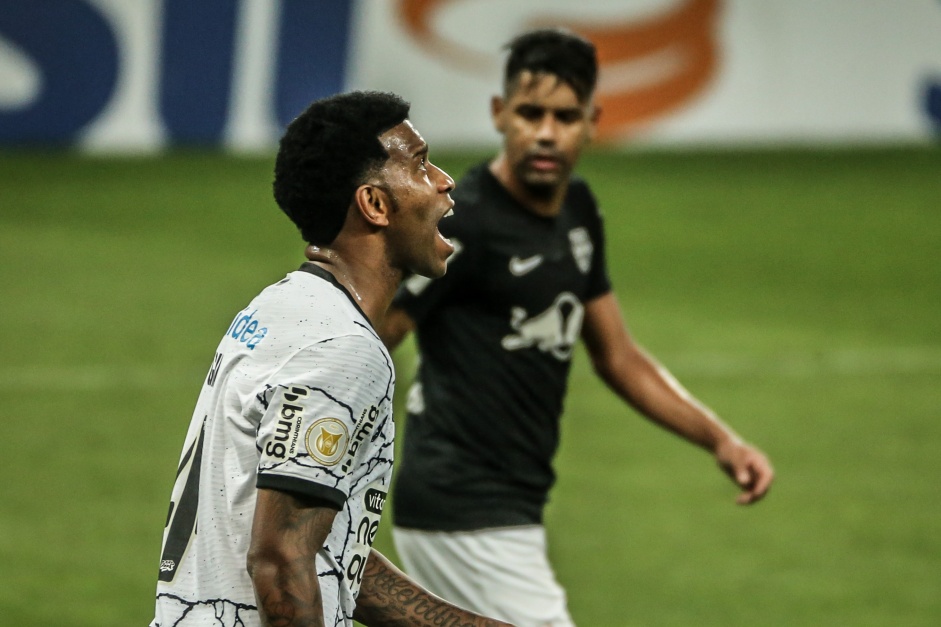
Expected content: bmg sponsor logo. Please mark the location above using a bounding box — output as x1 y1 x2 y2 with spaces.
340 405 381 473
265 386 308 460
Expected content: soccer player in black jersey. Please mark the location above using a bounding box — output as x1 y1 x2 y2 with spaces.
375 29 775 626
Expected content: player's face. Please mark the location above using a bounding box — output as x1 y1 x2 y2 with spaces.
492 71 596 195
378 120 456 279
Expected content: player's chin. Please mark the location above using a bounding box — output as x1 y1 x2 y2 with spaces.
523 170 563 193
431 242 453 276
410 243 450 279
412 257 447 280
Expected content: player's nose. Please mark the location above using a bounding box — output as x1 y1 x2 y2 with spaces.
432 162 454 193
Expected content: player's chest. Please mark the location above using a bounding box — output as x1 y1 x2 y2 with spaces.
476 218 596 308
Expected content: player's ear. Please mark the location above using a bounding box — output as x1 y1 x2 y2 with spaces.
490 95 506 133
353 183 392 228
587 103 602 142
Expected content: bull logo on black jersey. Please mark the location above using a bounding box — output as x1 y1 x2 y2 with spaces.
501 292 584 360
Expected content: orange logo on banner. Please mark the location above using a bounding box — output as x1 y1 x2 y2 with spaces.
397 0 721 140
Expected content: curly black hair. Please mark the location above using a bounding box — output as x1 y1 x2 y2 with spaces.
503 28 598 103
273 91 411 245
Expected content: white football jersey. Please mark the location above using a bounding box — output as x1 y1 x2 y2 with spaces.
152 264 395 627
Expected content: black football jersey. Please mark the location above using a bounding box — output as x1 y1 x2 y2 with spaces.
392 163 611 531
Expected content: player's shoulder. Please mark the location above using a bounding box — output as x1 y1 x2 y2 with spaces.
457 162 512 212
446 162 508 235
245 266 380 350
567 173 597 205
452 161 490 199
564 174 604 223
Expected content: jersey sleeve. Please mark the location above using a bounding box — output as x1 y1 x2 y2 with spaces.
255 334 394 508
392 204 479 324
583 186 612 300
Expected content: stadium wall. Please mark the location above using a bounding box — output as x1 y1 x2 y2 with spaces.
1 0 940 151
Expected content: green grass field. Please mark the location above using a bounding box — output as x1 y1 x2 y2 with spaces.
1 147 939 626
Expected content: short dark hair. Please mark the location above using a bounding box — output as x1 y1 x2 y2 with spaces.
503 28 598 103
273 91 411 245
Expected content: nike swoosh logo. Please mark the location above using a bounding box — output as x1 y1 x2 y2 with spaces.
509 254 544 276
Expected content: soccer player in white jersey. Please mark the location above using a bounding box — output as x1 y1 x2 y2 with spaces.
151 91 513 627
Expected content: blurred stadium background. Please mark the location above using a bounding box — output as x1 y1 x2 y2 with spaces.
1 1 939 625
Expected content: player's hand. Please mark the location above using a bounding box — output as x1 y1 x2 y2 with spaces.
715 438 774 505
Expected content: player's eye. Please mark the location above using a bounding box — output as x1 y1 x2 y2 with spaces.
517 105 544 121
556 110 583 124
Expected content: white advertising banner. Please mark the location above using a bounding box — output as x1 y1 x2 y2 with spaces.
351 0 941 146
1 0 939 150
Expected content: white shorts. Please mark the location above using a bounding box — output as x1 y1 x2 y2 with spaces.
392 525 575 627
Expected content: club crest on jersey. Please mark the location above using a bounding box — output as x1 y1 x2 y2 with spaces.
305 418 349 466
568 227 593 274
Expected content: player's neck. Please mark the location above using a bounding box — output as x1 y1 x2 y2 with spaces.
490 155 566 218
304 244 402 325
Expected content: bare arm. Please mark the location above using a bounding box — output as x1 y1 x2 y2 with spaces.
247 488 339 627
581 292 773 504
378 305 416 351
353 549 513 627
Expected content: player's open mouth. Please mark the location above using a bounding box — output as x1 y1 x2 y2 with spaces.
436 203 455 250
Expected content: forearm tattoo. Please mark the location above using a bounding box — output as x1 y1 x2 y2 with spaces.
354 552 508 627
252 493 335 627
257 565 321 627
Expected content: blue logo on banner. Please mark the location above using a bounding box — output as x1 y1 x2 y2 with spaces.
160 0 241 144
275 0 354 129
0 0 118 143
0 0 353 144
